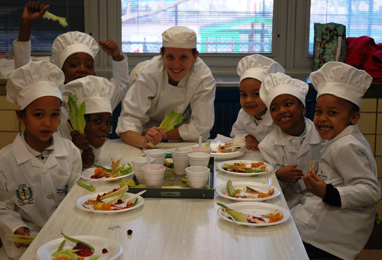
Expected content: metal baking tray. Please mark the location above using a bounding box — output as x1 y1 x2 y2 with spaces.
128 156 215 199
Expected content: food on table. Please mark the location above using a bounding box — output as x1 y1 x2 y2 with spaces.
164 158 174 167
77 180 96 192
217 136 245 153
5 233 35 245
226 180 236 197
217 203 284 224
91 158 132 179
82 185 138 211
222 161 267 173
51 232 101 260
224 180 275 199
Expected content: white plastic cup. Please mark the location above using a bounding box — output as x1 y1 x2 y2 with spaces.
171 148 192 175
141 164 166 188
188 152 211 167
131 157 155 184
145 149 166 165
186 166 210 189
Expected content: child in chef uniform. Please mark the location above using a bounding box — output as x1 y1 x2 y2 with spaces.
61 76 115 169
0 60 82 260
292 62 381 260
230 54 285 150
258 73 322 209
14 1 128 111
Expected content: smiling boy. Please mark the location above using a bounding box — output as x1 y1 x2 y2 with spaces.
292 61 381 260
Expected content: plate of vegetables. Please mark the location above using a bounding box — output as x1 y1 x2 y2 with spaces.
216 180 280 202
76 185 144 213
217 160 273 176
36 232 122 260
81 158 134 181
217 202 290 227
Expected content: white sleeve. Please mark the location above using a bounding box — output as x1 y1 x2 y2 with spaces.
13 40 32 69
333 142 381 209
230 109 249 138
178 72 216 141
116 71 158 135
109 54 129 110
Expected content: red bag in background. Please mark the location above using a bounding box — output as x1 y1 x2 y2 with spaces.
346 36 382 82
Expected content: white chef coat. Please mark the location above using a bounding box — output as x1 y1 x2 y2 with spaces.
292 125 381 260
116 55 216 141
13 40 129 111
230 108 274 142
0 133 81 259
258 118 322 209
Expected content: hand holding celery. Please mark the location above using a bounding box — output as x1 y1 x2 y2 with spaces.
5 234 35 245
147 109 183 147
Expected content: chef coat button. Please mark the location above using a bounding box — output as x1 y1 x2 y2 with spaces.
43 169 48 175
46 193 53 199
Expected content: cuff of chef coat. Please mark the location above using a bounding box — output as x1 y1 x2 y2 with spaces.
323 184 341 207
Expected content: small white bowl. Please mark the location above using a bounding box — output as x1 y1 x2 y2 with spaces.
141 164 166 188
188 152 211 167
186 166 210 189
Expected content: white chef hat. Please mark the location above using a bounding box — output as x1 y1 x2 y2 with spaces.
51 31 99 69
62 75 114 114
237 54 285 83
6 60 64 110
162 26 197 49
310 61 372 108
260 73 309 109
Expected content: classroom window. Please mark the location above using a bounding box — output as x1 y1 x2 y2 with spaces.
309 0 382 54
121 0 274 54
0 0 84 53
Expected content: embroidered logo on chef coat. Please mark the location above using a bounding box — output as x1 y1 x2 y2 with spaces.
16 184 34 206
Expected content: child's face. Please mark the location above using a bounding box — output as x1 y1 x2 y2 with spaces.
16 96 61 152
62 52 95 83
314 94 360 140
270 94 306 136
240 78 267 119
84 112 112 148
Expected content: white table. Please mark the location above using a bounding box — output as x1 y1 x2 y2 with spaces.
19 139 308 260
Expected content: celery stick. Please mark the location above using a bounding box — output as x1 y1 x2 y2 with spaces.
5 234 35 245
61 232 94 251
77 180 96 192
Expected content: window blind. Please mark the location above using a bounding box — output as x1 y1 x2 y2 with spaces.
121 0 274 54
0 0 84 53
309 0 382 54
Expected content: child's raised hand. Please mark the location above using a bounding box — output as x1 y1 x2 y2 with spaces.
22 1 49 23
275 164 304 183
99 39 124 61
70 130 90 151
245 135 259 151
304 171 326 198
14 226 30 248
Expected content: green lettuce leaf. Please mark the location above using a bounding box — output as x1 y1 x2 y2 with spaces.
159 109 183 133
68 94 86 133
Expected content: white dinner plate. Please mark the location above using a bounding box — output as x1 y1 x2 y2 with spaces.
217 160 273 176
217 202 290 227
81 167 134 182
76 192 144 213
208 141 245 160
216 181 280 202
36 235 122 260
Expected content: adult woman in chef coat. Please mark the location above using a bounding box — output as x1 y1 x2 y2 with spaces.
116 26 216 148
